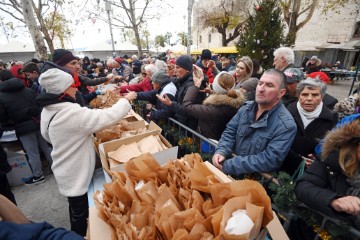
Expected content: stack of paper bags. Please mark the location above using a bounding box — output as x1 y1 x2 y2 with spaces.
107 135 168 168
94 153 272 240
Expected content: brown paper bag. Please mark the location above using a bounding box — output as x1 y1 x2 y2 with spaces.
229 180 272 226
124 153 161 181
171 228 189 240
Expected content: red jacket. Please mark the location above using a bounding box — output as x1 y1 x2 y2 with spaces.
204 67 214 84
120 77 153 93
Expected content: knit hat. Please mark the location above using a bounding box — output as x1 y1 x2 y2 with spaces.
310 56 318 60
52 49 77 67
307 72 329 84
151 69 169 85
176 55 193 72
201 49 212 60
39 68 74 94
284 67 304 83
239 78 259 92
212 71 235 94
114 56 123 64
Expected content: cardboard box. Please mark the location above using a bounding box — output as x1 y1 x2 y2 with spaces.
124 109 146 123
5 149 32 186
89 161 289 240
93 120 161 157
98 130 177 181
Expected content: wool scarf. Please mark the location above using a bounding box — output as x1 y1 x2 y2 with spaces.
297 101 323 129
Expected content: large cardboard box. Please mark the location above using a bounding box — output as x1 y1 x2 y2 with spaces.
5 149 32 186
93 120 161 156
98 130 177 181
88 160 289 240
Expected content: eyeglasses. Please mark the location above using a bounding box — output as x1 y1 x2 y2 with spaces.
141 72 147 76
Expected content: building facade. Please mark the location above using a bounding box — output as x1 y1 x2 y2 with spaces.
192 0 360 69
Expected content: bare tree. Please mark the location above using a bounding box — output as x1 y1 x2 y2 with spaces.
0 0 70 56
106 0 159 57
21 0 47 59
280 0 358 45
197 0 247 46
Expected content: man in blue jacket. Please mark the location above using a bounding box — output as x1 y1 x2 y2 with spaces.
212 69 297 177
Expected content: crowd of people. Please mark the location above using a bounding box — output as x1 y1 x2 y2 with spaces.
0 46 359 239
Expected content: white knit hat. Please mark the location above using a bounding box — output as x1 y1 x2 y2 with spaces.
212 71 233 94
39 68 74 94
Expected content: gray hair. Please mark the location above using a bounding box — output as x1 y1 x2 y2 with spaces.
144 64 158 75
263 68 287 90
296 77 327 96
155 59 167 70
273 47 295 64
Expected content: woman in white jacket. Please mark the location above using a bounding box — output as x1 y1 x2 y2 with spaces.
37 68 136 236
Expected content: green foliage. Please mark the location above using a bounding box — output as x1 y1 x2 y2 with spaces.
44 11 71 49
269 172 300 212
177 32 189 46
236 0 287 70
164 32 172 45
155 35 165 47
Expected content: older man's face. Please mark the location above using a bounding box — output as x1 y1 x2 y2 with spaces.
273 54 286 71
256 72 286 109
175 65 189 79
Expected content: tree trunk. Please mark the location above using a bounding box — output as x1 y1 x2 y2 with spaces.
134 27 143 57
21 0 48 60
187 0 195 54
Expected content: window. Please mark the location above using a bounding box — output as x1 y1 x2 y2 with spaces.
353 22 360 38
199 35 202 43
208 34 211 43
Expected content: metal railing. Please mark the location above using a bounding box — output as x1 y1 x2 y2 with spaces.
133 102 360 240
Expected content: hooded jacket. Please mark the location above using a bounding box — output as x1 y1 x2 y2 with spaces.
36 93 131 197
183 86 245 140
295 117 360 219
0 78 41 136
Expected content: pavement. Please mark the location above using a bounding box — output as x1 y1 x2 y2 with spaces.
9 78 360 231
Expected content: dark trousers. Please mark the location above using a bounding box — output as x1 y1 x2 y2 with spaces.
0 174 16 205
67 193 89 236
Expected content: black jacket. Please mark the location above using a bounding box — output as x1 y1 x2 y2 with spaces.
170 71 206 130
0 78 41 136
0 124 11 176
295 151 351 219
280 102 338 175
183 86 245 140
136 80 176 120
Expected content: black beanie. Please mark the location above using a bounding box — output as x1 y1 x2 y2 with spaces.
201 49 212 60
176 55 193 72
52 49 77 67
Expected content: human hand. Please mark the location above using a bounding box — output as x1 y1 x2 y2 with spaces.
303 154 315 168
208 60 215 69
212 153 225 170
192 64 204 87
330 196 360 215
112 86 122 95
199 83 212 94
156 94 172 106
124 90 137 101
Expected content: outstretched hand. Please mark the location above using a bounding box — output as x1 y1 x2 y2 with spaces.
192 64 204 87
199 83 212 94
156 94 172 106
124 90 137 101
212 153 225 170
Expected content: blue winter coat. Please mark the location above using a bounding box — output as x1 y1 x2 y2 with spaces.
215 100 297 176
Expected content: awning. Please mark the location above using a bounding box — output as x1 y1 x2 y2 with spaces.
190 46 238 55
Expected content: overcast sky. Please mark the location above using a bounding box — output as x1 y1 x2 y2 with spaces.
0 0 189 49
